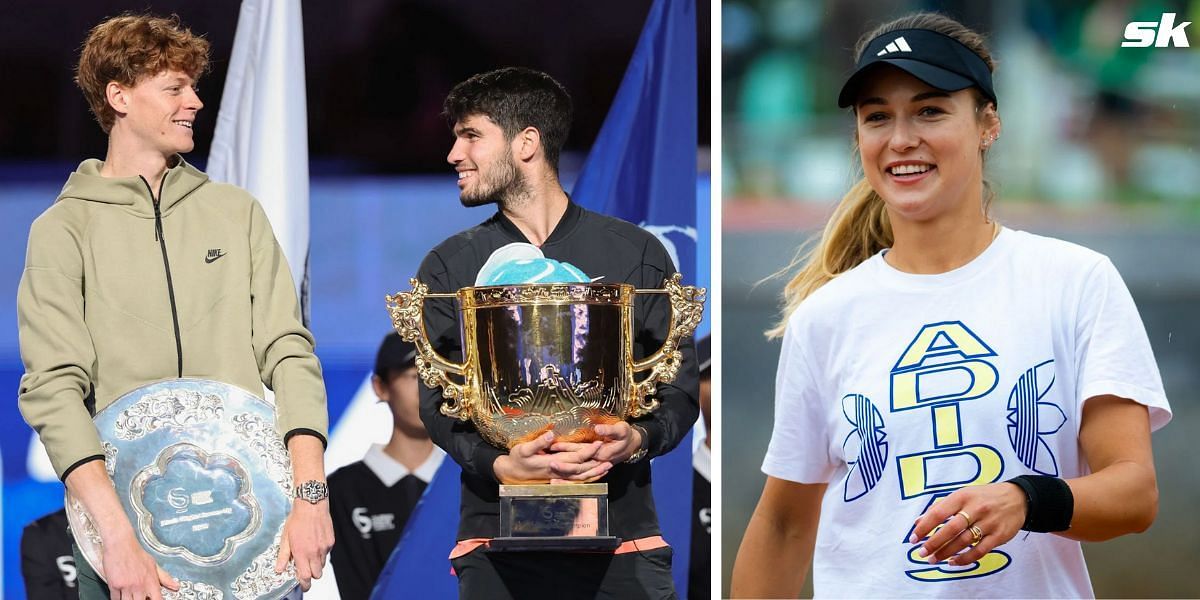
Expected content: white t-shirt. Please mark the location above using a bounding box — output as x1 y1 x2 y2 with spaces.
762 228 1171 599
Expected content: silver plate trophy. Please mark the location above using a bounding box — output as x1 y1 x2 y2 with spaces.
65 379 299 599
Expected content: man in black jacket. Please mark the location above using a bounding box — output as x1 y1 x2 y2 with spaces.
417 67 698 599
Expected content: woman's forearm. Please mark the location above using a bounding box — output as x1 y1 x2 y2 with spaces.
731 510 815 597
1060 459 1158 542
731 479 825 598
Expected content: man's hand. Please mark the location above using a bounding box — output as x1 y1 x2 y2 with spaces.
274 499 334 591
64 460 178 599
101 531 179 600
493 432 612 484
551 422 644 464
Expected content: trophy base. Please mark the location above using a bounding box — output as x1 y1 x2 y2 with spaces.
497 483 615 552
488 536 622 553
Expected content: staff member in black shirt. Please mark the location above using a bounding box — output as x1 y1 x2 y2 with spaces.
418 67 699 599
328 334 444 599
21 509 79 599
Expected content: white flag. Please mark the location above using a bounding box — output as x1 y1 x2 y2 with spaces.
208 0 310 319
205 4 335 596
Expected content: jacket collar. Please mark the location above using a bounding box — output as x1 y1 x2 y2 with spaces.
495 198 582 247
56 155 209 217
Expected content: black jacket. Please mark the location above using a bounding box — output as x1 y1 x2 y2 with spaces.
21 509 78 599
416 201 699 541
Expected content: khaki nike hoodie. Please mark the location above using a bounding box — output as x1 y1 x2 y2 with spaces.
17 157 328 480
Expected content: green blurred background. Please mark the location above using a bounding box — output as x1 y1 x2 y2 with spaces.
721 0 1200 597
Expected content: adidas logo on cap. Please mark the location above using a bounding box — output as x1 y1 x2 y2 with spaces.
876 36 912 56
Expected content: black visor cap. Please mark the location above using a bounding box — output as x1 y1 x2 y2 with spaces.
838 28 996 108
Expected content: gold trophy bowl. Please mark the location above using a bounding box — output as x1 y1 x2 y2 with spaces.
385 272 705 551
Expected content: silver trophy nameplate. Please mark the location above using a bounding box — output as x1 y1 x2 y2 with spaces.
65 379 299 599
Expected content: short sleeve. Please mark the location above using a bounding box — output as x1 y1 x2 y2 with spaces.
1076 258 1171 431
761 313 839 483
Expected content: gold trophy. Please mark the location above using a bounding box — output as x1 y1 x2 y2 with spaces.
386 273 705 551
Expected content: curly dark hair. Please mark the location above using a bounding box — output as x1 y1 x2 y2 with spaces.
443 67 573 173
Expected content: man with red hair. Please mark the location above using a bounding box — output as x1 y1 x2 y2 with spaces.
17 14 332 599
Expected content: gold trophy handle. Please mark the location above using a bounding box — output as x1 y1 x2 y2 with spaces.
629 273 707 417
386 278 473 421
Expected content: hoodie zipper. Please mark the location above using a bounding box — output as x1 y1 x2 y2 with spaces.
141 176 184 378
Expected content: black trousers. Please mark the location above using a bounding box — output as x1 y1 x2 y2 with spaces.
452 547 676 600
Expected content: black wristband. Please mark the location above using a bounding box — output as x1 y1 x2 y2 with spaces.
1006 475 1074 532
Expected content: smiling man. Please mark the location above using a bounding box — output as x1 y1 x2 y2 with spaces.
416 67 698 600
17 14 332 600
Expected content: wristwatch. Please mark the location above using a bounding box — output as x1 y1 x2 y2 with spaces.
625 424 650 464
293 480 329 504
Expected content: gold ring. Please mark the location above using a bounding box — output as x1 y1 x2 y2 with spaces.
956 510 974 527
970 525 983 545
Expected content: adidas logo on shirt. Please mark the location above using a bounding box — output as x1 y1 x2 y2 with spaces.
876 36 912 55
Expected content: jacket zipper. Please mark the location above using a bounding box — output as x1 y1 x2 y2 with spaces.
142 176 184 378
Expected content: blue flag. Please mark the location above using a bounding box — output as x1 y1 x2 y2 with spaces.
573 0 699 595
370 460 462 599
573 0 698 286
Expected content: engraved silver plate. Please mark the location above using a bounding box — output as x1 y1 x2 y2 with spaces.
65 379 298 599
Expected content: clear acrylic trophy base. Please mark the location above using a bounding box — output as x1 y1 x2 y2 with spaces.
490 483 622 552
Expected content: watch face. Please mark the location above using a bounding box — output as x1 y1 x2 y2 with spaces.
296 481 328 502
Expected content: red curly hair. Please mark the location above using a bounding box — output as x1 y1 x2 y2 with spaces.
75 13 210 133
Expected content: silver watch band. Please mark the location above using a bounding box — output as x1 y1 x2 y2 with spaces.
294 480 329 503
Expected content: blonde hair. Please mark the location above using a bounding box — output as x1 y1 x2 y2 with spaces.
765 12 998 339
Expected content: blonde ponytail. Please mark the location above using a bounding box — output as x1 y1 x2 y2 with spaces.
765 179 892 339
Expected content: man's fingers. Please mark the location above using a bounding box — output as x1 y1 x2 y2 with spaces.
593 440 630 463
295 557 313 590
575 461 612 481
517 432 556 457
157 565 180 591
549 458 604 478
142 580 164 600
549 459 592 477
274 536 291 573
550 441 591 453
561 441 604 463
593 423 630 440
552 460 611 481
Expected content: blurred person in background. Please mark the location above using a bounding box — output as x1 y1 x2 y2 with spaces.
16 14 333 599
730 12 1170 598
328 333 445 600
21 508 78 599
